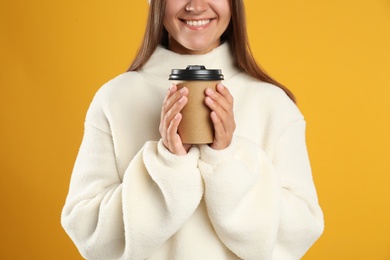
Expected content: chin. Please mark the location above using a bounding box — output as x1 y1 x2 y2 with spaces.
183 42 218 54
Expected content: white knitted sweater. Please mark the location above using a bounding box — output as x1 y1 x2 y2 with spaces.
61 43 324 260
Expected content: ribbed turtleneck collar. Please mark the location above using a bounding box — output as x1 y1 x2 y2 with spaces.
139 43 241 84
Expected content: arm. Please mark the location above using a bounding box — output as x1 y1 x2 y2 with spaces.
61 122 203 259
198 120 324 260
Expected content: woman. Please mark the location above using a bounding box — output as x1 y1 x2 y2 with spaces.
61 0 324 259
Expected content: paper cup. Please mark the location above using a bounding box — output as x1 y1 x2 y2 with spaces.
169 65 224 144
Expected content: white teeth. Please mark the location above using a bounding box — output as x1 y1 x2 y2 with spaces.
186 20 210 26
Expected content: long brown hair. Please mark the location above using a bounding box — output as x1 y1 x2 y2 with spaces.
128 0 296 103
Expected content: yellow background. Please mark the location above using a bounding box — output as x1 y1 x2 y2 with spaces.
1 0 389 259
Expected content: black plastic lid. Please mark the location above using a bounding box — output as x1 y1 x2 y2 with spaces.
169 65 224 81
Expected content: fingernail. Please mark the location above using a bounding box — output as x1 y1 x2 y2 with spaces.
179 96 186 103
217 83 224 90
206 97 213 104
169 83 175 91
206 88 214 95
179 87 187 93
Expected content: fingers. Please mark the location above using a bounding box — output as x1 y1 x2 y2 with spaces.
204 83 236 150
161 82 235 152
159 84 190 155
205 83 234 121
161 85 188 130
205 83 233 113
209 111 226 148
166 113 186 154
161 85 188 118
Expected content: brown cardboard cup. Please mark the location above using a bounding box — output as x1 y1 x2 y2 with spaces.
169 65 224 144
176 81 219 144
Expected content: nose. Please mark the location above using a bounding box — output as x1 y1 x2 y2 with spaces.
186 0 208 14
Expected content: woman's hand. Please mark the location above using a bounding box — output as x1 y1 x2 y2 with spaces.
205 83 236 150
159 84 192 155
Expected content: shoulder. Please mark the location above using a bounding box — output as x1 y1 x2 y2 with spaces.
84 71 143 130
229 72 303 121
94 71 143 101
89 71 151 111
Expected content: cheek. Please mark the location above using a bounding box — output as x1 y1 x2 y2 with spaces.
215 3 231 29
223 12 232 30
163 15 174 33
163 6 180 31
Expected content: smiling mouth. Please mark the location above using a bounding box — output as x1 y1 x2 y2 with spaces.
181 19 212 27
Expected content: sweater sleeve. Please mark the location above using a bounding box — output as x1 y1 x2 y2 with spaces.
198 119 324 260
61 122 203 260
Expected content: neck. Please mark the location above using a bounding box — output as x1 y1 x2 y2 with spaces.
167 37 221 55
139 42 240 85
